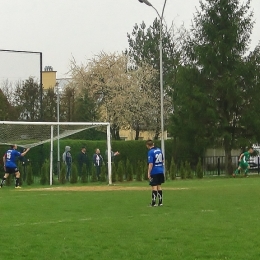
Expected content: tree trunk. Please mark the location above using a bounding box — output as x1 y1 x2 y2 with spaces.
154 126 160 140
115 126 120 140
224 138 233 175
135 125 140 140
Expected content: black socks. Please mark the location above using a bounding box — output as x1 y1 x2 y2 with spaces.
151 190 157 206
0 177 6 187
15 178 20 187
158 190 163 205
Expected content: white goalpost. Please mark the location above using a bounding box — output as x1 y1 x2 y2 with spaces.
0 121 112 185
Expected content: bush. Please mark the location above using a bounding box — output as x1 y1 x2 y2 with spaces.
169 158 177 180
143 161 149 181
185 161 193 179
117 161 124 182
136 161 143 181
40 161 48 185
180 161 186 180
111 163 117 182
196 158 203 179
5 174 14 186
126 159 133 181
70 164 78 184
81 164 88 183
100 164 107 182
26 165 34 185
91 165 98 182
60 164 66 184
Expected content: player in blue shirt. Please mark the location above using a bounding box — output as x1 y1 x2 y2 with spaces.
0 144 30 189
146 140 164 207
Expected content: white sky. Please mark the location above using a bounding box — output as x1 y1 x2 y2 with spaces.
0 0 259 82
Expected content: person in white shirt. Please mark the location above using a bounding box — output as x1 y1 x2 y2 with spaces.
93 148 103 181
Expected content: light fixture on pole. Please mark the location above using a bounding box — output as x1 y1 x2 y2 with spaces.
137 0 167 169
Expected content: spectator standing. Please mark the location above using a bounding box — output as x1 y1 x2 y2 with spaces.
63 146 72 181
77 147 88 179
93 148 103 181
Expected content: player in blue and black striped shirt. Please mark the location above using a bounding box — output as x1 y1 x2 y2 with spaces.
146 140 165 207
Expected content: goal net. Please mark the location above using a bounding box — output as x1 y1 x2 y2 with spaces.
0 121 112 185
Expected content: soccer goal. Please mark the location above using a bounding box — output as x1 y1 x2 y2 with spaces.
0 121 112 185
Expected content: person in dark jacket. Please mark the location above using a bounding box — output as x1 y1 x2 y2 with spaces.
77 147 87 178
93 148 103 181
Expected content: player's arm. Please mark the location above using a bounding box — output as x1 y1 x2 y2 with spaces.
239 153 244 162
3 154 6 165
148 163 153 180
3 154 6 171
21 148 30 157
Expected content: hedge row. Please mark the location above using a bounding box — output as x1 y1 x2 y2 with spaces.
0 139 204 178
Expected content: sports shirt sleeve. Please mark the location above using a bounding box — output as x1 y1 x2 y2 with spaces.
148 150 154 164
15 151 21 157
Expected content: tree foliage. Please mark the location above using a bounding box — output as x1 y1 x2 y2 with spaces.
171 0 260 174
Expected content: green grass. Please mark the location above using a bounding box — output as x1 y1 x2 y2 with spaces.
1 178 260 259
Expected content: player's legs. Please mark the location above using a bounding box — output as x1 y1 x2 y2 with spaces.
66 164 71 181
151 185 158 206
0 173 9 188
244 163 250 176
157 185 163 206
234 165 241 176
15 170 21 188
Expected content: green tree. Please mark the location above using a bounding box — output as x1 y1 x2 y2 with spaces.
169 158 177 180
81 164 88 183
40 161 48 185
60 164 66 184
196 158 204 179
0 88 18 120
117 161 124 182
172 0 260 174
185 161 193 179
136 161 143 181
70 164 78 184
126 159 133 181
127 19 180 139
14 77 41 121
42 88 57 121
26 165 34 185
180 161 186 180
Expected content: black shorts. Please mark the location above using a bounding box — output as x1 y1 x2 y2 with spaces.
5 167 19 174
149 174 165 186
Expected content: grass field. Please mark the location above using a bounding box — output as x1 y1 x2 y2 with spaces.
1 178 260 260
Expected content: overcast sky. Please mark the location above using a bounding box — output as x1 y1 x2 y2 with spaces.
0 0 260 83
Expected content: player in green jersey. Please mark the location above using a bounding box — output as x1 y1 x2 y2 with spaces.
233 147 254 177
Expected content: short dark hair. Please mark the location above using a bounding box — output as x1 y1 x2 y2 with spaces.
146 140 154 147
249 147 254 150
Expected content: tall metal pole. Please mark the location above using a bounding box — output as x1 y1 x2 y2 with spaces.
40 52 43 121
57 85 60 178
137 0 167 174
50 125 54 186
159 17 165 174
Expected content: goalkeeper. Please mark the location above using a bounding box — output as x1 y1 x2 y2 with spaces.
233 147 254 177
0 145 30 188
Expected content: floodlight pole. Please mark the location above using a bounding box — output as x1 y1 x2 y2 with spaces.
137 0 167 172
56 83 61 178
0 49 43 120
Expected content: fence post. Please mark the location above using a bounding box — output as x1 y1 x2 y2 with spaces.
217 157 220 176
257 156 260 174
